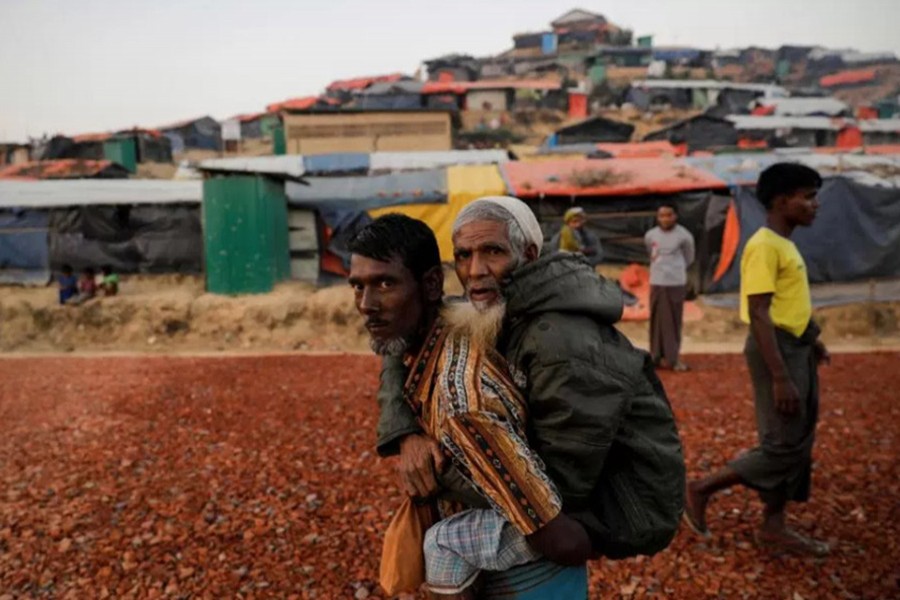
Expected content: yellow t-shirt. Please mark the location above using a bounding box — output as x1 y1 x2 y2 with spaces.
739 227 812 338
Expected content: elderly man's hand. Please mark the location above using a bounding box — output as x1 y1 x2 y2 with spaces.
398 434 445 499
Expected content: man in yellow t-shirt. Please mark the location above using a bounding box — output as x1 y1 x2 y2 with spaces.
685 163 831 557
738 228 811 337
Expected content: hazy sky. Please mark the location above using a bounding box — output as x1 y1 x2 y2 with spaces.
2 0 899 141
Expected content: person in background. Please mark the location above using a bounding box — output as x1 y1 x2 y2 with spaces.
684 163 830 557
552 207 603 266
645 204 695 372
57 264 78 305
67 267 98 306
98 265 119 296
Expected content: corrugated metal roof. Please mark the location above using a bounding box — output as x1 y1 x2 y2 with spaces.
791 152 900 171
303 153 371 175
551 9 605 26
842 51 896 64
686 151 900 188
198 156 306 178
758 97 849 116
369 150 509 172
858 119 900 133
0 180 201 209
630 79 788 95
727 116 847 131
0 160 127 180
820 69 877 88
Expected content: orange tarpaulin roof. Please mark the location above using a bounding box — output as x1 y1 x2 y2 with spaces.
501 158 727 197
820 69 877 88
0 159 117 180
326 73 406 92
595 141 682 158
864 144 900 155
422 79 562 95
71 132 113 143
266 96 340 113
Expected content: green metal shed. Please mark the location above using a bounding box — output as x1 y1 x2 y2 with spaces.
203 175 290 295
103 137 137 173
272 125 287 155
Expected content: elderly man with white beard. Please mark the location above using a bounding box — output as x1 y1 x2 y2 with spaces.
371 197 685 596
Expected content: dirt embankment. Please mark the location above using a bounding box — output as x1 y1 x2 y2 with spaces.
2 275 899 354
0 276 369 354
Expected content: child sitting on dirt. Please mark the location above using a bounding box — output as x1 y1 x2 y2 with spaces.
98 265 119 297
57 264 78 305
67 267 98 306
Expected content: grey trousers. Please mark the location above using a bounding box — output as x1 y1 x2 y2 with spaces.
729 325 820 506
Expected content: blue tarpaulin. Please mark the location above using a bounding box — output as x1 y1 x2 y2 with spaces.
285 169 447 212
302 153 370 175
541 32 558 55
709 177 900 293
652 48 703 62
0 209 50 284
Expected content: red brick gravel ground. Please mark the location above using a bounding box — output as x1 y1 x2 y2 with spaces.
0 353 897 599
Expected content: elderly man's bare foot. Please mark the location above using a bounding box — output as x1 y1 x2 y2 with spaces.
756 528 830 557
683 481 711 538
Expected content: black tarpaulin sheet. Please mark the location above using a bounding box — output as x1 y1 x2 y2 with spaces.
530 192 715 267
708 177 900 293
48 205 202 273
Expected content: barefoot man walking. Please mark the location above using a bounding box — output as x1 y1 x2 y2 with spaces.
684 163 830 556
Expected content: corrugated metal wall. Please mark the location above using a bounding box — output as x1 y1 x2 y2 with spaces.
203 175 290 295
287 209 319 281
103 138 137 173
